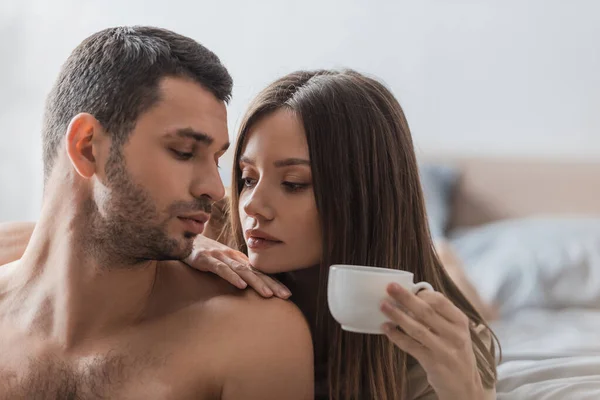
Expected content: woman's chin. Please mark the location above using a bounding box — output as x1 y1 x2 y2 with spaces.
248 253 296 275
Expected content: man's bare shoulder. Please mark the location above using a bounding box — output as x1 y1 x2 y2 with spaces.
0 221 35 266
156 260 309 335
0 221 36 236
151 261 310 340
215 284 311 341
216 285 314 400
154 261 314 399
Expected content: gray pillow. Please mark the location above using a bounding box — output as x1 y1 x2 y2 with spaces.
450 217 600 316
419 164 460 240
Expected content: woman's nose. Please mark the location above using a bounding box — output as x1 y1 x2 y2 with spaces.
242 183 274 221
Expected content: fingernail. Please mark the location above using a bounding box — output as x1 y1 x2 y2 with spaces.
264 287 274 296
381 300 392 311
280 289 291 298
238 280 247 289
389 283 402 292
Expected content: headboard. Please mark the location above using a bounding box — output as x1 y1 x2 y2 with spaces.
425 156 600 230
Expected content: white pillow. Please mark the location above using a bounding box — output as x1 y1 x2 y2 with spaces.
449 217 600 316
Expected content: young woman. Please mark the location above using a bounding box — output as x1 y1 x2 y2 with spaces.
0 69 498 399
221 69 498 399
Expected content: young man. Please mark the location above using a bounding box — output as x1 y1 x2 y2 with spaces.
0 26 312 399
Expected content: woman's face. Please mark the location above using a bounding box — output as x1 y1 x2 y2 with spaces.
238 109 322 274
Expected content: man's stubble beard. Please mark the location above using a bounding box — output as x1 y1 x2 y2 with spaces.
79 148 211 269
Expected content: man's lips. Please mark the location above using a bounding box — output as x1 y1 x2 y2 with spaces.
178 213 210 235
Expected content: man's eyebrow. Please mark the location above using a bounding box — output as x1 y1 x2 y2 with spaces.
239 157 310 167
219 141 230 152
170 128 213 145
169 128 229 151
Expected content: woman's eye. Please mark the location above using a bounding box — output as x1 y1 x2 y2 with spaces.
171 149 194 161
242 177 257 187
283 182 309 192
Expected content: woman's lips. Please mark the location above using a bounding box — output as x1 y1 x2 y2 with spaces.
246 236 283 250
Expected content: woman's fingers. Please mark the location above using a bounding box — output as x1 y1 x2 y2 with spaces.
209 258 249 289
226 249 251 265
382 282 484 398
255 271 292 299
382 322 431 363
210 253 273 297
183 236 291 299
380 299 442 350
417 289 470 327
386 283 454 337
212 254 290 299
223 250 291 298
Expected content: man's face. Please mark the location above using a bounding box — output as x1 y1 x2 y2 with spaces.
90 77 229 264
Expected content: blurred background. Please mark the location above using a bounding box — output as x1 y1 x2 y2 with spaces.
3 3 600 394
1 0 599 222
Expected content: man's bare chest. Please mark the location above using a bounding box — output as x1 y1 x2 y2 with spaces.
0 351 164 399
0 339 222 400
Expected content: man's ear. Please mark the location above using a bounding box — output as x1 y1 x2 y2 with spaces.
65 113 103 179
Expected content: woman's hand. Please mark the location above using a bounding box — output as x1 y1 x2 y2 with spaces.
380 283 485 400
185 234 291 299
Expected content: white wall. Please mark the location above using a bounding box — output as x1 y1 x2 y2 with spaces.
1 0 599 222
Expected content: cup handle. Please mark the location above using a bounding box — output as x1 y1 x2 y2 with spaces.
412 281 433 294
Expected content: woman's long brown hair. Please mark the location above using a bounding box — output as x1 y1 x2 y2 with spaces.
225 69 498 399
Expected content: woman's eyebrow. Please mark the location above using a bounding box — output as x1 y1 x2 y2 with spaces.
239 157 310 167
239 156 255 166
273 158 310 167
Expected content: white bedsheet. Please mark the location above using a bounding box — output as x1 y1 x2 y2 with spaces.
497 357 600 399
492 308 600 399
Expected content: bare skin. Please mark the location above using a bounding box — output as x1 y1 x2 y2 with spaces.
0 222 34 267
0 221 497 325
434 240 498 322
0 76 313 399
0 259 312 399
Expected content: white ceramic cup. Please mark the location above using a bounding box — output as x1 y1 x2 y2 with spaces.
327 264 434 334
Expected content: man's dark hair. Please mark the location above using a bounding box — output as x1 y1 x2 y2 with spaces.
42 25 233 179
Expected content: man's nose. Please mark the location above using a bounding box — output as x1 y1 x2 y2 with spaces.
191 163 226 202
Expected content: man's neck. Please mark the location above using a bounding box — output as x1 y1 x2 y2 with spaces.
1 191 159 349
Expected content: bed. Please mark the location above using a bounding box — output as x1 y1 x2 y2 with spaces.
423 155 600 399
